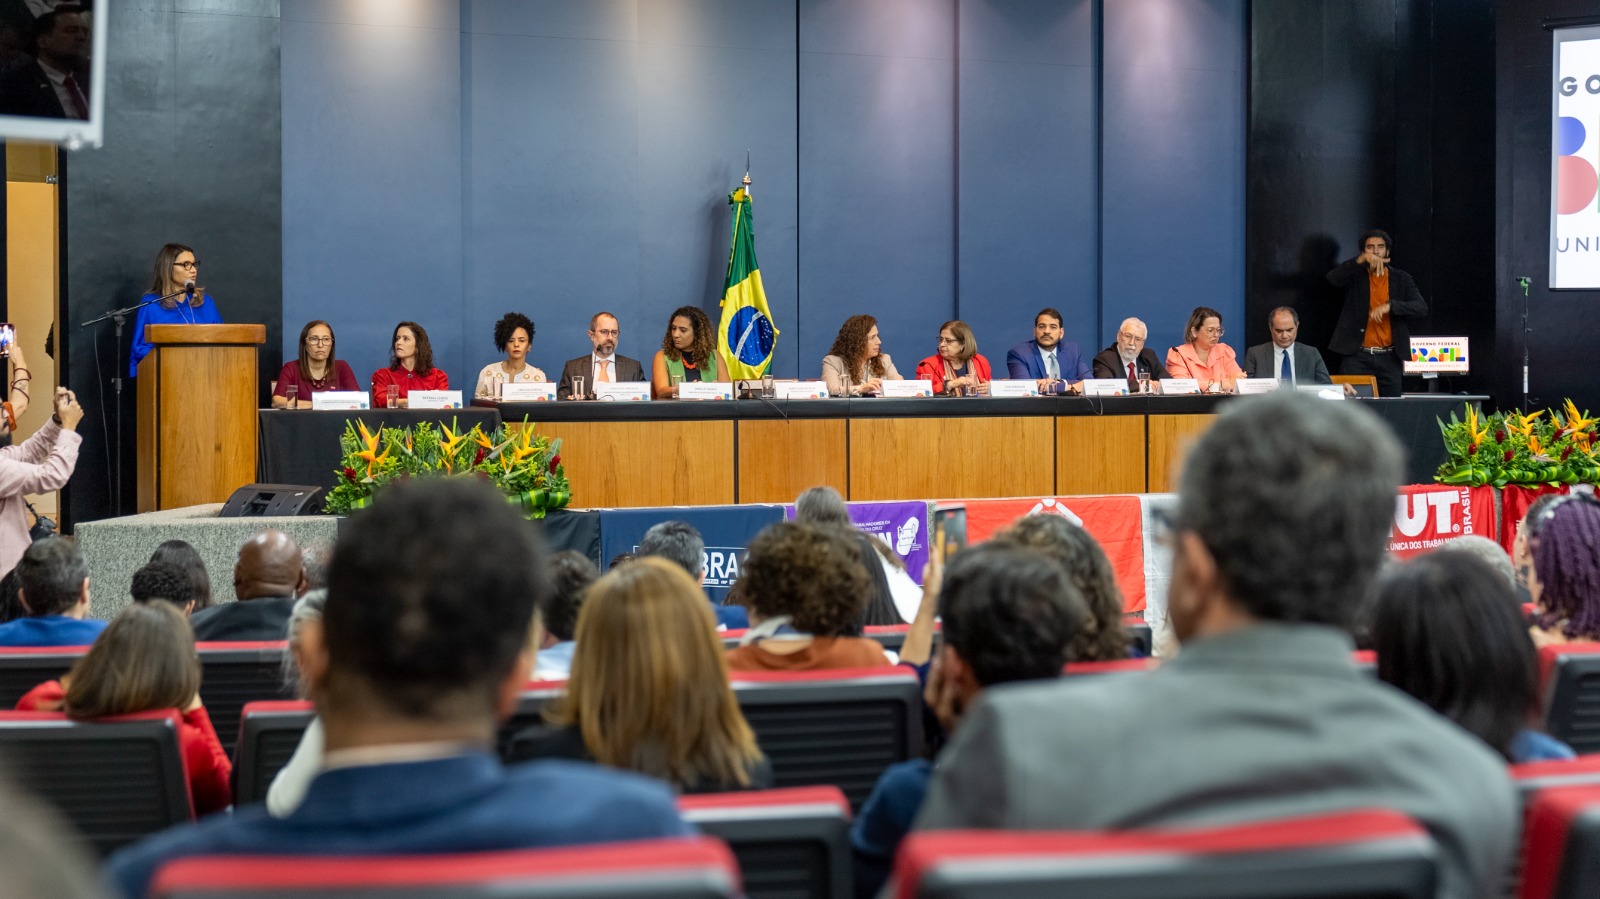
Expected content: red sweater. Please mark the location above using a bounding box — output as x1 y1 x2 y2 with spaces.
370 365 450 407
16 680 234 816
914 353 993 393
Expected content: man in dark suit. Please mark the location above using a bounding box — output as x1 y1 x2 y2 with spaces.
189 530 307 642
1005 307 1091 394
0 7 91 120
1242 307 1330 384
557 311 646 399
1325 229 1427 397
1090 317 1169 388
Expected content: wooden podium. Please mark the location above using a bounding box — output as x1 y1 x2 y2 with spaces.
136 323 267 512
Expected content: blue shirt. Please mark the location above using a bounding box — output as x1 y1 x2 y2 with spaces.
1511 729 1576 764
106 752 693 899
129 293 224 377
0 615 105 647
713 603 748 630
851 758 933 898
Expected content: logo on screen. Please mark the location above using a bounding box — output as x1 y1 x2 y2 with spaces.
1558 116 1599 214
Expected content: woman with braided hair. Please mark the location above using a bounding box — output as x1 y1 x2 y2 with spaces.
1529 495 1600 647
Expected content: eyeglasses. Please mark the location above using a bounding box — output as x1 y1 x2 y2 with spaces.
305 336 332 345
937 337 961 345
172 260 200 270
1118 332 1145 342
592 329 620 338
1200 327 1225 337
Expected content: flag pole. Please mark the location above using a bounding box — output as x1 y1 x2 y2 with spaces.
743 149 752 196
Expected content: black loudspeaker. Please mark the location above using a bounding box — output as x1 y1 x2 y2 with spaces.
217 484 325 518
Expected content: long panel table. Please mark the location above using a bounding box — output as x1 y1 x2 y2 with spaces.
479 395 1485 508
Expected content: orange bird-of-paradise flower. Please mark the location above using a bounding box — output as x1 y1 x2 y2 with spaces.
1563 399 1597 435
512 426 539 464
1464 406 1489 447
353 421 387 476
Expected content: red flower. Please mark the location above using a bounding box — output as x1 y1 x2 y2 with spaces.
1495 429 1506 444
473 447 486 466
343 466 358 482
1504 450 1514 463
548 454 561 472
1552 427 1565 442
1563 446 1574 461
1468 443 1477 456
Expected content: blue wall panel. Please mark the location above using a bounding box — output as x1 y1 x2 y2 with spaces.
1101 0 1245 358
957 0 1098 366
798 0 955 377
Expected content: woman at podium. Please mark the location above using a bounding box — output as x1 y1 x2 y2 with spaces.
370 321 448 409
129 243 223 377
273 320 359 408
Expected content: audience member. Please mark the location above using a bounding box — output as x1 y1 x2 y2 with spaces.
794 485 913 624
1513 493 1569 595
852 544 1086 896
188 530 307 641
15 602 232 816
1370 552 1573 764
913 391 1516 899
149 540 213 612
997 513 1131 661
106 478 691 899
638 520 748 630
509 558 772 794
0 537 102 647
0 773 110 899
1435 535 1517 590
534 550 599 681
300 542 332 592
0 568 23 624
725 522 891 671
607 551 637 570
1528 494 1600 645
265 590 328 818
0 384 83 576
129 561 200 615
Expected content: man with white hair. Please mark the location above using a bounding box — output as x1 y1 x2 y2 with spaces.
1091 317 1169 388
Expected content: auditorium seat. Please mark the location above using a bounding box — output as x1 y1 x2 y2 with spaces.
723 625 940 655
196 642 298 758
1512 756 1600 807
729 667 923 811
1063 658 1159 675
1125 619 1153 656
1519 785 1600 899
149 837 742 898
0 710 192 855
1538 642 1600 755
498 680 567 744
0 645 86 707
233 700 316 806
889 809 1436 899
678 785 851 899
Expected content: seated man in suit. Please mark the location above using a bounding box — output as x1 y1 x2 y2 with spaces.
189 530 308 642
0 7 91 120
1005 307 1091 394
557 312 646 399
1090 317 1169 388
0 538 104 647
914 391 1517 899
1242 306 1331 385
107 478 692 899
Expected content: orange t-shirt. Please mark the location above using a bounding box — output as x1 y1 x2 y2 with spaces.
1364 270 1392 348
724 637 892 672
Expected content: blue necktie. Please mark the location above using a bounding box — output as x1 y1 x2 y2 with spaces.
1280 348 1292 382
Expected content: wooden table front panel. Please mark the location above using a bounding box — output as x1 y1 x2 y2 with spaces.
1056 416 1148 495
532 420 735 508
1147 413 1218 493
848 417 1054 501
737 418 847 504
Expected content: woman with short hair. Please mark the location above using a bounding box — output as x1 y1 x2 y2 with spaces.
914 320 991 396
1165 306 1242 392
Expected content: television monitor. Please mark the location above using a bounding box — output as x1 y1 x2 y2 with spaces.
0 3 106 150
1404 337 1469 375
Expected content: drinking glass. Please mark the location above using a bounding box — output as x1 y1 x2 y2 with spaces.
761 374 774 398
1138 376 1152 395
386 385 399 409
571 376 586 400
284 385 298 409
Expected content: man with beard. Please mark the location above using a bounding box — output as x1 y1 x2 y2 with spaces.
558 312 645 399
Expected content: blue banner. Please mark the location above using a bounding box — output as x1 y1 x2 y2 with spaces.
598 504 785 602
785 499 931 586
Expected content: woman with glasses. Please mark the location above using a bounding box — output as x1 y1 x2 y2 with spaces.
1165 306 1242 392
129 243 223 377
273 321 359 408
914 320 991 396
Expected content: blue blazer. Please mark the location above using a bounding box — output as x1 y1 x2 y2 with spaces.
1005 339 1092 382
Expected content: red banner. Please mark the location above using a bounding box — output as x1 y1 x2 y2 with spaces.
1498 484 1569 553
1387 484 1498 558
963 496 1146 613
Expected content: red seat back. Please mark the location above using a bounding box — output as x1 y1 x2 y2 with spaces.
1520 785 1600 899
233 699 316 807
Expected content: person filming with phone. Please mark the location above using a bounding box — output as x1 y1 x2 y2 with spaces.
0 338 84 575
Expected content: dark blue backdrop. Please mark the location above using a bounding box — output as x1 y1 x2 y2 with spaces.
281 0 1244 386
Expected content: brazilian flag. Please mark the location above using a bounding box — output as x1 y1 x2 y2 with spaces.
718 187 778 378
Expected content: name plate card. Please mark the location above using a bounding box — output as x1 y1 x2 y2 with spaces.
1297 384 1347 401
409 390 463 410
1082 378 1134 397
1159 378 1201 396
776 381 829 400
882 379 934 398
679 382 734 401
595 382 652 402
1234 378 1280 395
311 391 369 411
501 382 557 402
987 379 1040 398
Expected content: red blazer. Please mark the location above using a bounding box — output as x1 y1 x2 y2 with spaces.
17 680 234 816
370 365 449 407
914 353 993 393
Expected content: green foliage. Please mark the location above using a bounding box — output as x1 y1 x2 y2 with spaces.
1435 400 1600 488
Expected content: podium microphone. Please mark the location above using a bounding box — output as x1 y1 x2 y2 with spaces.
184 279 196 297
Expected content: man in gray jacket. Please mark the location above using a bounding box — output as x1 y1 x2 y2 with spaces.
915 391 1516 899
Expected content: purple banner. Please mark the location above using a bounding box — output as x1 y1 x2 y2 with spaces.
784 499 930 585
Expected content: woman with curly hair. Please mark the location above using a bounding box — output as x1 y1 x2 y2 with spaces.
996 514 1130 661
822 314 902 397
474 312 546 399
1528 495 1600 646
725 521 894 671
651 306 723 399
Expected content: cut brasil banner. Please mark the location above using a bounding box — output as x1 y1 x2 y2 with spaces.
963 496 1147 614
718 187 779 379
1387 484 1497 559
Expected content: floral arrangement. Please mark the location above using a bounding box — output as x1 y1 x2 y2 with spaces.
322 417 570 517
1435 400 1600 487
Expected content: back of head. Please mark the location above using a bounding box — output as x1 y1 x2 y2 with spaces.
301 542 333 591
738 521 869 636
1369 552 1536 760
1532 497 1600 639
940 543 1087 685
150 540 212 611
1434 536 1517 590
323 478 547 723
540 550 599 643
0 773 109 899
997 515 1129 661
1175 391 1402 628
129 561 197 611
65 602 197 720
16 537 86 617
638 521 704 580
794 486 852 528
235 530 305 600
0 569 23 625
554 558 759 789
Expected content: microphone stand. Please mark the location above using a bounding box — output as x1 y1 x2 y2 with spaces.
80 286 188 516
